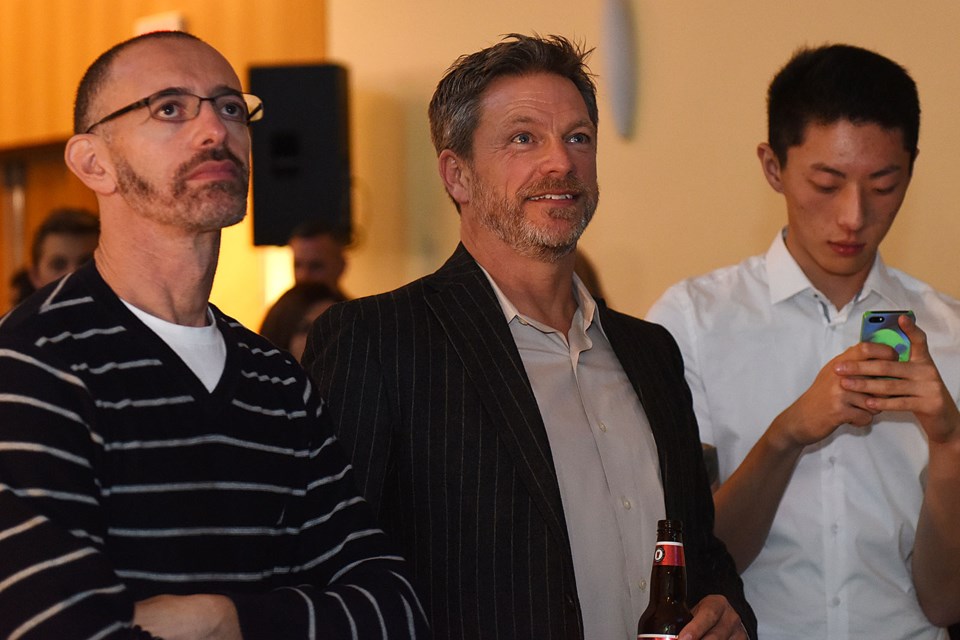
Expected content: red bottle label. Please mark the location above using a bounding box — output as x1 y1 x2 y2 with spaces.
652 541 685 567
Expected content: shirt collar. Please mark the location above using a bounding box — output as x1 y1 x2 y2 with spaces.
478 262 600 333
765 228 904 309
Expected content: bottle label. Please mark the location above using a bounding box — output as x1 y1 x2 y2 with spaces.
653 541 685 567
637 635 680 639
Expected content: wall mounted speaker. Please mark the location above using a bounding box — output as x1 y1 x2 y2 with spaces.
249 64 351 246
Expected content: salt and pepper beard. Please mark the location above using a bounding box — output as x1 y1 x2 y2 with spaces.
114 146 249 233
469 174 599 263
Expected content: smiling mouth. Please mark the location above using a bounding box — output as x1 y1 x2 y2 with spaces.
529 193 575 201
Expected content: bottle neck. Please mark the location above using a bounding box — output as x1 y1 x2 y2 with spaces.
648 541 687 601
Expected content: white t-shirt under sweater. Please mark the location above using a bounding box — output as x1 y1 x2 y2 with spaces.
647 231 960 640
123 302 226 392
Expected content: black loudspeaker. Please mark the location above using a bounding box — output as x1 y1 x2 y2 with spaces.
249 64 351 246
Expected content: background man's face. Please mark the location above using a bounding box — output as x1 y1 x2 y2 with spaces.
30 232 98 288
291 235 346 289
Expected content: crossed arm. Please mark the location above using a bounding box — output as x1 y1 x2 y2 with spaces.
0 342 427 640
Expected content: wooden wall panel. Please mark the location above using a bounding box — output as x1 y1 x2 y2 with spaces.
0 0 327 146
0 0 327 320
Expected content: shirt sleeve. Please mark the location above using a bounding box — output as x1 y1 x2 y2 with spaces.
647 284 716 446
0 343 140 640
229 383 428 639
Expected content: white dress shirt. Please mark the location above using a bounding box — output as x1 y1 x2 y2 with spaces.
483 269 666 640
648 231 960 640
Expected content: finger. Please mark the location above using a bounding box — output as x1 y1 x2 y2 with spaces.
899 314 931 362
836 355 912 378
685 596 724 638
690 601 746 640
844 407 877 426
840 341 899 363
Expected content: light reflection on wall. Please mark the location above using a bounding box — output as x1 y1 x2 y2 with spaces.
263 246 295 310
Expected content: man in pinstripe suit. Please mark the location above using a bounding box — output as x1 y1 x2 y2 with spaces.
304 34 756 640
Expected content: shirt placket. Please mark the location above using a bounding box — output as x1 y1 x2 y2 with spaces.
816 293 855 636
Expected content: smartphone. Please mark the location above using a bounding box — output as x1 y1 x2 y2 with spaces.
859 310 915 362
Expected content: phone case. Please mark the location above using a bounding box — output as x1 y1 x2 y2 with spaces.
859 310 915 362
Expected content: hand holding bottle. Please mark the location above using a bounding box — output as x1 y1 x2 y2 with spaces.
637 520 747 640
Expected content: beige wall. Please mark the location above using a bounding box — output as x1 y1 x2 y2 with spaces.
6 2 960 326
329 1 960 320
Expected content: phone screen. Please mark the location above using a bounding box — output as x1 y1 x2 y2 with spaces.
859 310 915 362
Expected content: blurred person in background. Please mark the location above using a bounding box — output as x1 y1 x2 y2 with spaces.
7 207 99 308
260 282 345 361
289 219 350 298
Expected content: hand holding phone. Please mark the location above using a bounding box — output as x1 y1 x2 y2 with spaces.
859 310 915 362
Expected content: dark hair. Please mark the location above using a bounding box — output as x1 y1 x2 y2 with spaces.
74 30 204 134
31 208 100 267
288 220 351 247
428 33 597 161
9 267 35 306
259 283 345 352
767 44 920 168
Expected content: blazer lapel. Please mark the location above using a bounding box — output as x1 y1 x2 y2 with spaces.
424 245 571 552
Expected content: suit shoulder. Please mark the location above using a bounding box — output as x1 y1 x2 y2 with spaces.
330 274 438 318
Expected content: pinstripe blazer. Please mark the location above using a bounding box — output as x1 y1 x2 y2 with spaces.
304 244 756 640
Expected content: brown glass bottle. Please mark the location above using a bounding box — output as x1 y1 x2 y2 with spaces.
636 519 694 639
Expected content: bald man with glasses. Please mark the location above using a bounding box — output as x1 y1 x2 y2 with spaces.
0 31 426 640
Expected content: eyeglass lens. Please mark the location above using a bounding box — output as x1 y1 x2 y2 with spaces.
147 92 256 123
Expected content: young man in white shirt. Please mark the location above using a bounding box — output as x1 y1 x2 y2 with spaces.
648 44 960 640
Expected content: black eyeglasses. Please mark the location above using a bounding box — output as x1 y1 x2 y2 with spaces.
85 90 264 133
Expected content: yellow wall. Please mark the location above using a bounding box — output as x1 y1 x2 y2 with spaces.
327 0 960 319
0 0 326 326
7 2 960 326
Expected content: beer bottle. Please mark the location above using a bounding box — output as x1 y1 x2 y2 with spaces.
637 519 694 639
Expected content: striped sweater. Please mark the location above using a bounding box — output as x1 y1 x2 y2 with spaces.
0 262 428 640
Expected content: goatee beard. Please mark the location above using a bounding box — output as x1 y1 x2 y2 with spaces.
115 146 249 232
472 175 599 263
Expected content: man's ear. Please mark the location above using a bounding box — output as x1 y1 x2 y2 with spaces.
438 149 471 206
757 142 785 194
64 134 117 195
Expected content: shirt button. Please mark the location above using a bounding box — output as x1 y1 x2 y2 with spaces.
831 597 841 607
828 456 837 465
599 422 608 433
638 579 647 591
622 498 632 510
831 523 839 535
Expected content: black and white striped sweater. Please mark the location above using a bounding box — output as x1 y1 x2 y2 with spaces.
0 262 427 640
